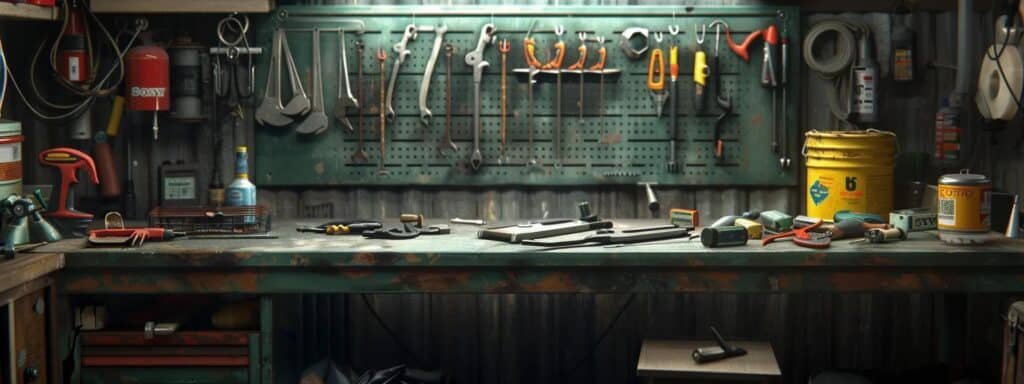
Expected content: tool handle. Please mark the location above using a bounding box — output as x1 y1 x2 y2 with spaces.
90 228 176 240
669 45 679 79
540 41 566 69
39 147 99 219
93 138 122 199
725 27 763 62
647 49 665 91
587 46 606 71
105 96 125 137
523 38 544 68
567 44 587 70
693 50 708 112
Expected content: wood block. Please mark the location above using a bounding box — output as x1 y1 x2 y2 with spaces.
637 339 780 382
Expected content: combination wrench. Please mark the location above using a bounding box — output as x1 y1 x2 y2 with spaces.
280 32 311 117
419 24 448 127
333 29 358 133
351 40 368 163
385 25 417 122
439 43 458 154
464 23 497 170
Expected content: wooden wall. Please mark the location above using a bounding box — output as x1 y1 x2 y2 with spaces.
2 1 1021 383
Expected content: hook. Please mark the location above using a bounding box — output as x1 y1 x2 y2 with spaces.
668 25 679 36
695 24 706 44
653 31 664 43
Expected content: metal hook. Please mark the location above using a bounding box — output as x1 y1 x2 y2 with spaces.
668 25 679 36
695 24 706 44
554 25 565 36
653 31 664 43
578 31 587 42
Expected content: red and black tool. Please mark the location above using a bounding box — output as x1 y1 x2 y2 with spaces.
39 148 99 220
761 216 831 248
88 227 183 247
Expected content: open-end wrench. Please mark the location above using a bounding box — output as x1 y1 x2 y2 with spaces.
281 32 311 116
419 24 448 128
498 38 511 164
333 30 357 133
376 48 388 174
295 29 330 135
255 29 294 127
386 25 417 122
465 23 497 170
351 40 368 163
439 43 458 155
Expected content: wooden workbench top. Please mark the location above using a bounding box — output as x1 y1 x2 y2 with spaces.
0 253 63 294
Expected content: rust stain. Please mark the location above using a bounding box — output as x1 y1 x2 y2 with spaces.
352 253 377 265
864 255 897 265
749 114 764 127
314 162 325 175
404 253 423 264
705 271 740 287
341 270 372 278
396 270 473 291
801 252 828 266
291 255 311 266
519 272 575 291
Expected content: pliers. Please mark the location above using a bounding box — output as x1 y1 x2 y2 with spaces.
761 217 831 248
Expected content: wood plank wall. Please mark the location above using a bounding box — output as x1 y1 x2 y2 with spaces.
2 1 1021 383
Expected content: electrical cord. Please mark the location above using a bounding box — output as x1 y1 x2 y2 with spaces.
982 2 1024 129
359 294 427 368
561 293 637 381
804 20 867 127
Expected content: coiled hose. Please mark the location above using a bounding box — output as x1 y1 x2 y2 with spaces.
803 19 867 126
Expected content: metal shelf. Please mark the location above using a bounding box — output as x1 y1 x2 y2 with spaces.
90 0 273 14
0 2 57 21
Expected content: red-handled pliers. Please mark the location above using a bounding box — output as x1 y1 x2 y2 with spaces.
761 217 831 249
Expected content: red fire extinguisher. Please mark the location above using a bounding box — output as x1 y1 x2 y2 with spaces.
57 5 89 84
125 38 169 139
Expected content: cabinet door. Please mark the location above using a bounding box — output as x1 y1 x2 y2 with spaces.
11 289 48 384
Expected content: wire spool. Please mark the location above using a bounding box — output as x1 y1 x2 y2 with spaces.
976 15 1024 121
803 20 869 127
169 37 204 122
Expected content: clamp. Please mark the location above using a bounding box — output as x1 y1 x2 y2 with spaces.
619 27 649 60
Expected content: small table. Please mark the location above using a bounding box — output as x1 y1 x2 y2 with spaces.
637 339 781 383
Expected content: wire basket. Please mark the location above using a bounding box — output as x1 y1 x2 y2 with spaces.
148 206 271 235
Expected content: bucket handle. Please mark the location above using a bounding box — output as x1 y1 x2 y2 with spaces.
801 128 900 158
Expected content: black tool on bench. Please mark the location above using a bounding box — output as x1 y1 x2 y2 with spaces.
692 326 747 364
363 222 450 240
521 224 688 248
479 201 612 243
296 220 383 235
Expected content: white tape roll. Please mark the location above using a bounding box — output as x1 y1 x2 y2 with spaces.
977 45 1024 120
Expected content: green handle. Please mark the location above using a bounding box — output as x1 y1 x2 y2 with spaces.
33 189 48 211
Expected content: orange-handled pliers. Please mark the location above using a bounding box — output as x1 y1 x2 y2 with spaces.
567 32 588 70
647 32 667 116
523 22 566 70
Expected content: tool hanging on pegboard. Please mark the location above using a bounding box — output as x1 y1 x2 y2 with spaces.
254 6 799 187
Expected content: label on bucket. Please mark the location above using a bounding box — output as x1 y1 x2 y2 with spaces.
938 184 991 231
0 142 20 163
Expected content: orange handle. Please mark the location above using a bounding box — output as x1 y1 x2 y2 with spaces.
587 46 607 71
39 147 99 220
726 27 763 62
540 41 566 70
567 45 587 70
523 38 543 68
93 139 122 199
647 48 665 91
90 228 175 240
669 45 679 79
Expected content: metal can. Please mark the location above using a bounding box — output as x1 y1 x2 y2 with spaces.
0 120 23 198
938 171 992 244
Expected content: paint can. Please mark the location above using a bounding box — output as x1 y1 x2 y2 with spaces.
804 130 897 222
938 170 992 244
0 120 23 198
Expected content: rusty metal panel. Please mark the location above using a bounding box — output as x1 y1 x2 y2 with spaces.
254 5 800 187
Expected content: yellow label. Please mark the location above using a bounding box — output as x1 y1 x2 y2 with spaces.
937 184 991 231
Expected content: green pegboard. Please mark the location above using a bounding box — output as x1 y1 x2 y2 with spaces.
254 5 800 186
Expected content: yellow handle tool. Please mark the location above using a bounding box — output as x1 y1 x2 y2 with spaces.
523 37 544 69
105 96 125 137
693 50 708 87
669 45 679 80
647 48 665 92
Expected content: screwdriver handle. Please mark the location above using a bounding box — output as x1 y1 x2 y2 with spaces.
523 38 544 68
669 45 679 79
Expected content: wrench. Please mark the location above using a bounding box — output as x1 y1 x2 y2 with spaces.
333 30 357 133
280 32 311 117
419 24 448 127
498 38 511 164
377 48 388 174
295 29 330 135
255 29 294 127
551 25 565 166
439 43 458 154
464 23 497 170
351 40 368 163
385 25 417 122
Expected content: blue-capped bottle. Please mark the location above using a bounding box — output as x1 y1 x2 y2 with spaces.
225 146 257 223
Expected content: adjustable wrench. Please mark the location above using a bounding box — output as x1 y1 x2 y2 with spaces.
255 29 294 127
281 33 311 117
464 23 497 170
386 25 417 122
295 28 330 136
333 30 357 133
419 24 448 127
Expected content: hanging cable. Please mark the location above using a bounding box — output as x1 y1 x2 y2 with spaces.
0 34 7 117
804 19 871 128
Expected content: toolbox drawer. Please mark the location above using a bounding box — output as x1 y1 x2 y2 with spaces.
79 331 260 384
81 367 249 384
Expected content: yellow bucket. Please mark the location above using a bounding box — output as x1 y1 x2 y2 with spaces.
804 130 897 222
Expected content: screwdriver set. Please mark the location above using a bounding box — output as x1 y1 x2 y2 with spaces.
254 6 799 187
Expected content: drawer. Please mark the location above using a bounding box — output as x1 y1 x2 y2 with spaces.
81 367 249 384
80 331 260 384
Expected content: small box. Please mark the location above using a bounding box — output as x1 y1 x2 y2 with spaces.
734 218 763 240
670 209 699 229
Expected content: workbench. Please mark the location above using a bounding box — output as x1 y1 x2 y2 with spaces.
34 220 1024 295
